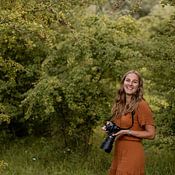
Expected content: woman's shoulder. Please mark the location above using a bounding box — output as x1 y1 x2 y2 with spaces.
137 99 152 112
137 99 151 109
138 99 149 106
136 99 154 126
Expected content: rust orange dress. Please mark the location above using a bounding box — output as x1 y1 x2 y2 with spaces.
108 100 155 175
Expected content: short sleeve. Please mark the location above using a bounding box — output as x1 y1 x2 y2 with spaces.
137 100 154 128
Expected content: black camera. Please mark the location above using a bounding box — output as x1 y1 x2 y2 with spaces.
100 121 121 153
100 112 135 153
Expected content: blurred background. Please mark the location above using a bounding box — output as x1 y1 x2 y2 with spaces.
0 0 175 174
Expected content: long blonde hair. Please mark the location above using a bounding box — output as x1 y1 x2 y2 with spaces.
111 70 144 119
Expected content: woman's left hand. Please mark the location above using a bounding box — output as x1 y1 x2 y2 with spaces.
112 130 130 137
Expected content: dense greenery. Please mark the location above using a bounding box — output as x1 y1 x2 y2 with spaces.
0 0 175 173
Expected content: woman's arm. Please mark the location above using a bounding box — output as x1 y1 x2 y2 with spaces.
113 124 156 140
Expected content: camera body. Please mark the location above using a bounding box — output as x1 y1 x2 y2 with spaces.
100 121 121 153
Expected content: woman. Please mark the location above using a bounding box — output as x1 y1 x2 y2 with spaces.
103 70 156 175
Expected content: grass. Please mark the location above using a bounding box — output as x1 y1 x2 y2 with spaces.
0 128 174 175
145 148 175 175
0 136 111 175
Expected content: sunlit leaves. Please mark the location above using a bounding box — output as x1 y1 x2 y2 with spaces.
0 0 175 149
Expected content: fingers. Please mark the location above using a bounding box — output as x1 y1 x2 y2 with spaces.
113 130 130 136
101 121 110 131
102 126 106 131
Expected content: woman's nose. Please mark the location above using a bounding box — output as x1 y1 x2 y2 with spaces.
128 81 133 85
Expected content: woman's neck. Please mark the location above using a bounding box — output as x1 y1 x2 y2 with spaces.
126 95 132 104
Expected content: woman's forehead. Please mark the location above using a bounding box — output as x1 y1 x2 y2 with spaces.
125 73 139 80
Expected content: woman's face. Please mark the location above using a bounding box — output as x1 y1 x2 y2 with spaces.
123 73 139 95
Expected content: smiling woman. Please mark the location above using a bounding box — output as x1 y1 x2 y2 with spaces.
102 70 156 175
123 73 139 96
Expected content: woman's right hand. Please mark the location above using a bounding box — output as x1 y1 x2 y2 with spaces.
101 121 110 132
102 125 107 131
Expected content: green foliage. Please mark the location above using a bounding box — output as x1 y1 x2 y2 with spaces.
0 0 175 151
0 1 51 137
102 0 159 18
161 0 175 6
0 0 115 143
20 13 146 145
0 160 8 174
141 13 175 137
131 9 175 148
